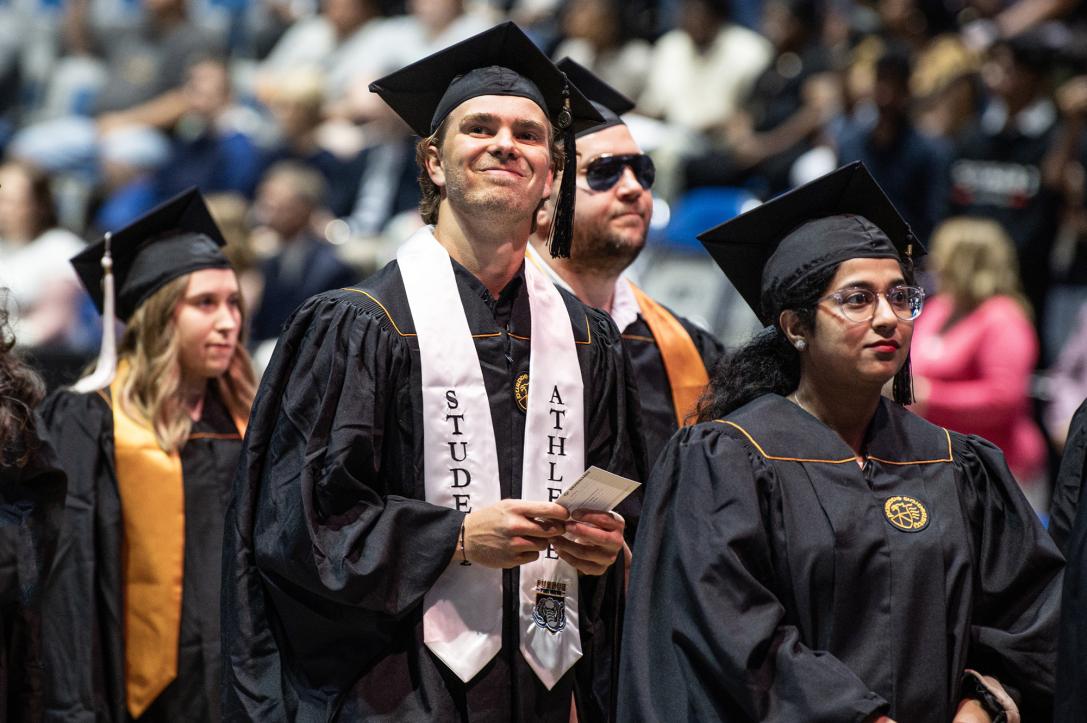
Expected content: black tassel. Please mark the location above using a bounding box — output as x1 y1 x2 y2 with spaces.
547 86 576 258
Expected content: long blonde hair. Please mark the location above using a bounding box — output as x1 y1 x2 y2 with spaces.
118 272 256 453
929 217 1032 318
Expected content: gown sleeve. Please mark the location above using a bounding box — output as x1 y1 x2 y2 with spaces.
1057 404 1087 722
224 293 465 717
588 309 648 533
239 292 466 609
1049 398 1087 554
618 425 888 723
36 389 126 720
954 434 1064 721
0 434 66 722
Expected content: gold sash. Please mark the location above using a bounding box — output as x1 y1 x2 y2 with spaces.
109 364 184 718
629 283 710 427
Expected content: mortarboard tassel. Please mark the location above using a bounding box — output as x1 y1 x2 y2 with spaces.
71 232 118 393
547 84 576 258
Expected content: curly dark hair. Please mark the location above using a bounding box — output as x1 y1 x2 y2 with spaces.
696 260 915 421
0 300 45 467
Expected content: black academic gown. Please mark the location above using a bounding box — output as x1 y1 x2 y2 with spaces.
620 315 723 466
1053 398 1087 722
1 437 66 722
38 386 243 722
619 394 1062 723
223 259 646 723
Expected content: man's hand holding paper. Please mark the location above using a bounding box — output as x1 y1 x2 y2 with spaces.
550 467 641 576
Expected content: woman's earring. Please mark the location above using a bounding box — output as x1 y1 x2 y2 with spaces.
794 339 807 351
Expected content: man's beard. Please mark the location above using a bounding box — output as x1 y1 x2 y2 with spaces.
444 162 537 221
568 222 645 277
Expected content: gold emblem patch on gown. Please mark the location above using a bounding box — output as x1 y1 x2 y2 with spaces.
883 495 930 532
514 372 529 412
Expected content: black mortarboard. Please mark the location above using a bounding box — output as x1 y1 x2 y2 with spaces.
556 57 635 138
71 187 230 322
697 162 924 326
369 22 603 257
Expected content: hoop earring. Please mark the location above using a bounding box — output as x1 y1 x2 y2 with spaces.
794 339 807 351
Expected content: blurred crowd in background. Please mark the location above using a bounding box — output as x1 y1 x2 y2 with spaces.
3 0 1087 510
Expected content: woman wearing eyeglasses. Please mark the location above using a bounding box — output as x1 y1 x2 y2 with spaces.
617 164 1062 723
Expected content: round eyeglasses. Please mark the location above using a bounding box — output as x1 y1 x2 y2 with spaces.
819 285 925 322
583 153 656 192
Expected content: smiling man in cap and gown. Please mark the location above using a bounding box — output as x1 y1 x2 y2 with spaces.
222 22 646 722
618 162 1062 722
527 58 723 478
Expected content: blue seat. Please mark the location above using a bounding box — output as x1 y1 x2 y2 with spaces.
653 186 759 253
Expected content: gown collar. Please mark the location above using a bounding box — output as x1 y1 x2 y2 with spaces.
719 394 953 465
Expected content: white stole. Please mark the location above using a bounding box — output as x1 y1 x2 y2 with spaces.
398 227 585 689
525 243 639 333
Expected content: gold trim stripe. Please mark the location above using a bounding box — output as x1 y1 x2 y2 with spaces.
343 288 592 344
868 428 954 464
715 420 954 465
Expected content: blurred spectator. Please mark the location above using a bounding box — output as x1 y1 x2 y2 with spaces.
91 124 172 231
325 66 423 241
638 0 772 136
234 0 320 62
343 133 422 240
911 217 1048 507
41 0 223 120
8 0 232 218
248 162 358 345
262 69 362 216
0 161 88 353
153 55 266 200
876 0 954 51
961 0 1083 52
204 192 263 317
911 35 983 141
835 45 951 242
1046 305 1087 450
946 29 1064 342
552 0 652 100
0 0 69 141
251 0 384 104
684 0 839 197
379 0 495 70
1045 73 1087 361
0 298 67 723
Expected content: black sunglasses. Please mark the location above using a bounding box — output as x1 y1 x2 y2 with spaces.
583 154 656 192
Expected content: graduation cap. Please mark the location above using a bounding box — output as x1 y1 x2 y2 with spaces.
697 162 924 326
69 188 230 392
369 22 604 257
555 57 635 137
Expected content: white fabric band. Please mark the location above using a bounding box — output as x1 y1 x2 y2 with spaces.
609 276 640 335
519 252 586 689
401 228 584 687
525 243 639 333
400 227 504 683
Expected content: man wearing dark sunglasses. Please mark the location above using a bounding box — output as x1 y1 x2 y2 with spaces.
528 59 724 481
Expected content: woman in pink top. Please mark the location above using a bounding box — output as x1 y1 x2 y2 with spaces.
912 217 1047 505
